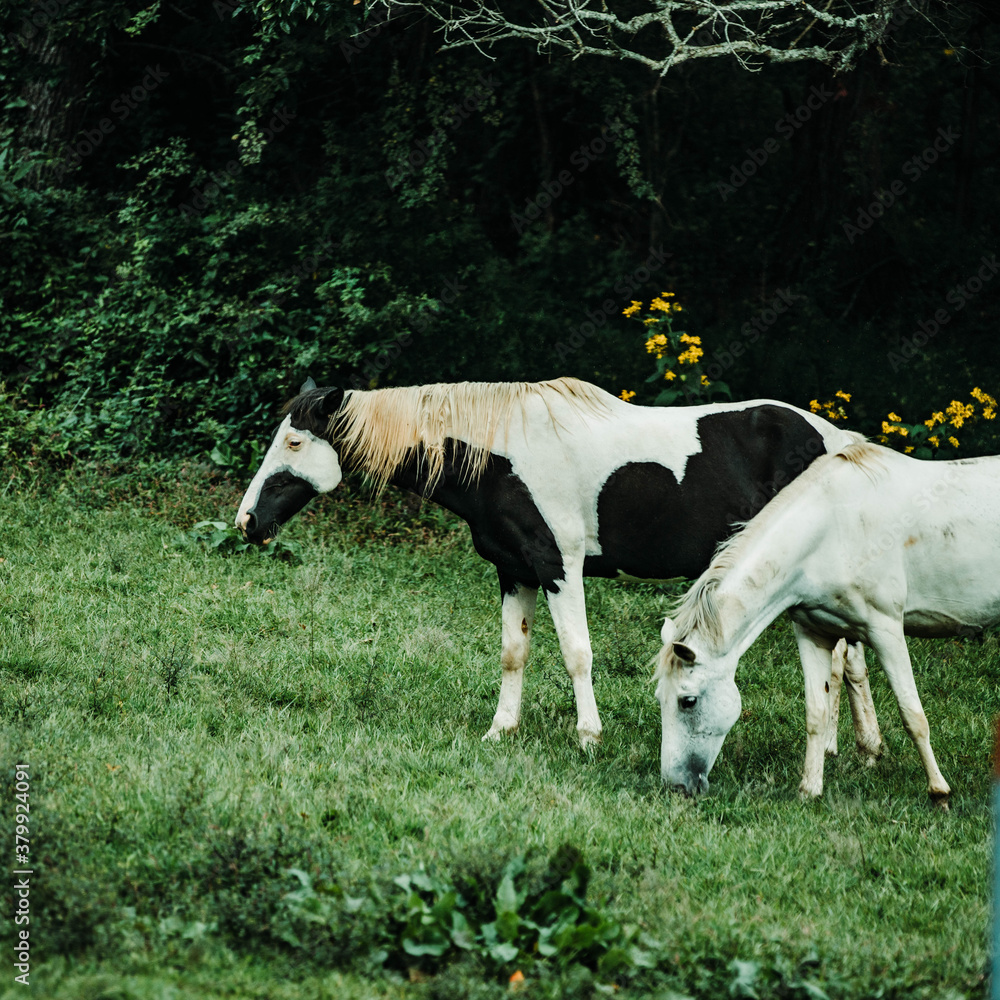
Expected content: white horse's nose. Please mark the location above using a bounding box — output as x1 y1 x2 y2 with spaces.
235 510 250 534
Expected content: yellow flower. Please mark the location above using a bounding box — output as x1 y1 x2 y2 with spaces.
887 412 902 423
645 333 669 358
664 369 677 381
642 317 660 326
835 390 852 402
809 399 821 413
679 334 702 345
973 387 998 408
677 346 703 365
618 389 636 402
649 297 672 313
622 301 642 317
928 435 940 447
881 421 894 435
948 436 960 448
904 445 914 453
945 400 974 427
898 426 908 436
661 291 675 297
985 408 996 420
700 374 711 387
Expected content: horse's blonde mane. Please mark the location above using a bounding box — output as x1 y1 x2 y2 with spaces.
330 377 610 492
660 438 879 669
834 440 887 477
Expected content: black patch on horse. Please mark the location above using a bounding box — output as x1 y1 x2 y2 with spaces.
243 469 318 544
584 405 826 580
391 442 567 595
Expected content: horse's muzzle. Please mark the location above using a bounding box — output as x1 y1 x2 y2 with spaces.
236 510 274 545
664 762 710 796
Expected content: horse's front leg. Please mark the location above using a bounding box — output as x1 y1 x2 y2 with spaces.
826 639 847 756
544 567 601 749
483 573 538 741
792 622 836 798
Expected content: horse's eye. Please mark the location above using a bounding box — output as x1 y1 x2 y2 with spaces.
288 438 303 450
679 696 698 711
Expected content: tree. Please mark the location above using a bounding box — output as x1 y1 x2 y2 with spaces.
377 0 925 74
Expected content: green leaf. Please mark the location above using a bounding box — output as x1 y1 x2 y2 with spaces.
495 872 520 916
729 959 761 998
489 940 520 963
402 936 448 957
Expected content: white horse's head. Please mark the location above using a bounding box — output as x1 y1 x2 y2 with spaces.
235 383 345 545
654 617 742 795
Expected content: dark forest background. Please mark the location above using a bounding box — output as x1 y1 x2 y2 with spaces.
1 0 998 465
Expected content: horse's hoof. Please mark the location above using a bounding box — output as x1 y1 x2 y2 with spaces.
578 731 602 751
797 781 823 800
929 790 951 811
482 722 517 742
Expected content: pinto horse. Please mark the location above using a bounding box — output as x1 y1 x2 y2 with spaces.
655 440 1000 804
236 377 863 747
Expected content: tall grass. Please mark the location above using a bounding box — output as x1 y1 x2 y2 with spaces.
0 469 993 999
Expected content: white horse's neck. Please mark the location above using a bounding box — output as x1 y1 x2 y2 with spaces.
699 484 828 660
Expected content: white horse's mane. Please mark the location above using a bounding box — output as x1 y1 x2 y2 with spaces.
329 377 610 493
664 439 879 663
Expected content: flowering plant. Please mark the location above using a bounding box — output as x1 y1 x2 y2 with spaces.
812 387 998 459
617 294 729 405
877 387 997 458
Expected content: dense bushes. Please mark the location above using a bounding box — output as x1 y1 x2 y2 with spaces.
1 2 998 466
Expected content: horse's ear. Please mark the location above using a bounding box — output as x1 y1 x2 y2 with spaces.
300 376 317 393
660 617 675 646
318 386 345 417
673 642 697 664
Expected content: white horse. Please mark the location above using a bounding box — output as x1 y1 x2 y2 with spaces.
235 377 866 748
655 440 1000 804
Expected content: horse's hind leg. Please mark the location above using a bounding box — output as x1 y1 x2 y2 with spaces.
840 641 882 763
483 575 538 741
867 620 950 805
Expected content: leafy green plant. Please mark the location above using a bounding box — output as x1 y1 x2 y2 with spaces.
181 520 303 562
280 846 657 982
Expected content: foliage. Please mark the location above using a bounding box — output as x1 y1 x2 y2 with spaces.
0 1 998 466
279 846 656 980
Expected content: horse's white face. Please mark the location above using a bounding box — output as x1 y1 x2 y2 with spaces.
235 415 343 544
655 618 741 794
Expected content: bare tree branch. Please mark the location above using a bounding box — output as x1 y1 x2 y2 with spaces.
375 0 924 75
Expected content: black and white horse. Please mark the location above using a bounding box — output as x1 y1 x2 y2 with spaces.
236 377 865 747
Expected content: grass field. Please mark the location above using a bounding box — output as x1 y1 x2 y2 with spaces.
0 465 995 999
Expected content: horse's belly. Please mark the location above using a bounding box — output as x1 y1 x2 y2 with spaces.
902 603 1000 638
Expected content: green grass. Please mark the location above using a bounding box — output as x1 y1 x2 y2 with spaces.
0 466 994 999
